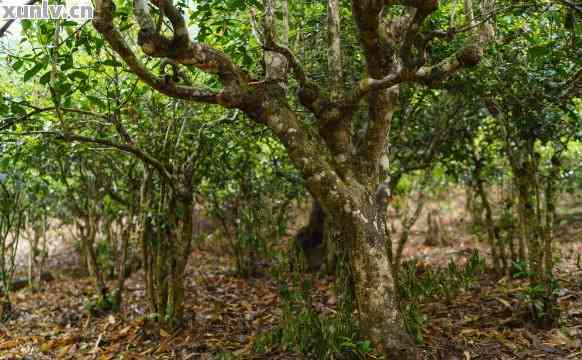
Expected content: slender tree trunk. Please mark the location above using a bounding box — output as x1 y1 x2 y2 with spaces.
169 188 193 324
140 168 157 313
513 158 543 283
84 212 108 298
138 164 194 326
472 153 500 272
105 219 116 278
512 188 527 263
327 0 342 101
543 155 560 280
28 226 42 289
76 221 88 273
507 222 516 270
113 218 131 309
36 215 49 288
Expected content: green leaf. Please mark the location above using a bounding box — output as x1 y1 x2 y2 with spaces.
39 71 52 85
23 62 45 82
10 103 26 115
21 20 32 32
61 56 74 71
69 71 88 81
100 59 122 67
12 60 23 71
528 45 549 59
62 20 78 27
86 95 105 107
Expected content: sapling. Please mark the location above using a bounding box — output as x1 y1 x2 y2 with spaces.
0 178 25 321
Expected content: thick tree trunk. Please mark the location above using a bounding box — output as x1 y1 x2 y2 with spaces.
256 98 414 354
332 202 414 356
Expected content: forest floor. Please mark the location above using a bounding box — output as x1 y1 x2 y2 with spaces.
1 193 581 359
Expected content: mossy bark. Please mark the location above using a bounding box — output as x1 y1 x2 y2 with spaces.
331 197 415 357
253 92 415 355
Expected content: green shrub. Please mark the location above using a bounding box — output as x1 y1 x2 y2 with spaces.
397 250 486 343
255 260 370 359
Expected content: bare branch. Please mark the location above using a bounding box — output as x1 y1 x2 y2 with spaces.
152 0 190 46
0 106 108 131
2 130 175 185
413 0 495 86
560 67 582 101
109 113 135 145
263 0 289 84
261 7 328 117
351 68 404 103
328 0 344 101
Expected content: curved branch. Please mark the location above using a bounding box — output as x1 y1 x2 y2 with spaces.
560 68 582 101
262 43 329 117
263 43 306 86
559 0 582 14
152 0 190 46
350 69 404 103
93 0 233 105
413 0 495 86
0 106 108 130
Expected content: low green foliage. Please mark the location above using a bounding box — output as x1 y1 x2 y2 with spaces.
398 250 486 304
254 259 371 359
84 293 114 317
518 276 561 327
397 251 487 343
402 302 426 344
511 259 530 279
